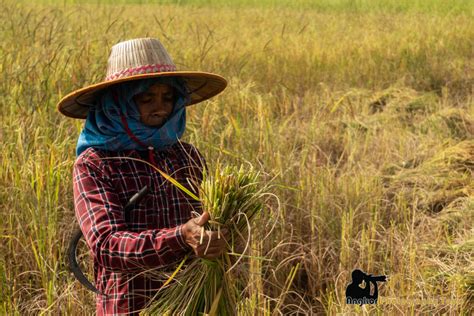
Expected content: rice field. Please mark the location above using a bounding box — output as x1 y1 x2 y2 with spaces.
0 0 473 314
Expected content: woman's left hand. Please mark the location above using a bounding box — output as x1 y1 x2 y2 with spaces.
182 211 230 259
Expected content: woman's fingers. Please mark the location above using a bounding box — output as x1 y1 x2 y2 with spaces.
194 231 227 258
196 238 226 251
182 213 230 259
199 232 228 246
198 244 226 258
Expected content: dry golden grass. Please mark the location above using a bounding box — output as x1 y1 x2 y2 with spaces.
0 0 472 314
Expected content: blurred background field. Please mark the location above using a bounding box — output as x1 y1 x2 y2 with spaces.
0 0 472 314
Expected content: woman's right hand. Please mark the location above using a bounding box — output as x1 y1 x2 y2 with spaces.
182 211 228 259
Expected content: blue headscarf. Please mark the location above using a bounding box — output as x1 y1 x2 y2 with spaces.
76 77 188 156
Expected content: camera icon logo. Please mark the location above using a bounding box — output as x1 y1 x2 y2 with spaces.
345 269 387 305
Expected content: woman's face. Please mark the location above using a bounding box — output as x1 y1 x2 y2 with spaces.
133 83 175 127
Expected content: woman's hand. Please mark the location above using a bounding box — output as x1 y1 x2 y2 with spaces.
182 211 228 259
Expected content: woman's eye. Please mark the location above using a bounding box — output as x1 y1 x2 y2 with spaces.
141 98 152 103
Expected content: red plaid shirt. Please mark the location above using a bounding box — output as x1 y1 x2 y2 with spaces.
73 142 205 315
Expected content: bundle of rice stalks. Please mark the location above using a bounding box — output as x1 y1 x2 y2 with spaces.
383 140 473 213
143 164 269 315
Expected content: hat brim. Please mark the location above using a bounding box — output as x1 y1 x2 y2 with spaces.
57 71 227 119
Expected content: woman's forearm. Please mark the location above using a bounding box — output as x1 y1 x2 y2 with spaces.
88 224 190 272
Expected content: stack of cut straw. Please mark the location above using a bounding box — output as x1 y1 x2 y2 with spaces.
143 165 268 315
383 140 473 213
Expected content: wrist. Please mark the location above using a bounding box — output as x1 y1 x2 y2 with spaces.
176 224 192 251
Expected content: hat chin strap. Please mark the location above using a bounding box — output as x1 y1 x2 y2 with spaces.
119 112 160 167
119 113 148 148
113 91 177 168
112 91 160 166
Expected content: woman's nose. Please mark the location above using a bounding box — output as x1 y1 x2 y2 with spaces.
163 100 174 113
150 98 173 113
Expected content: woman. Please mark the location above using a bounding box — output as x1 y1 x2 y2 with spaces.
57 38 228 315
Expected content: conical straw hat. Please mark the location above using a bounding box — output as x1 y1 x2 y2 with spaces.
57 38 227 118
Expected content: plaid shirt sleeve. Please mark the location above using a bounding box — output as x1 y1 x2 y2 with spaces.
73 153 192 273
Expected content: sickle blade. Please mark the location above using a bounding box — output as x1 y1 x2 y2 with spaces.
68 228 104 295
